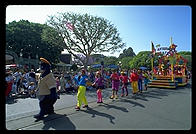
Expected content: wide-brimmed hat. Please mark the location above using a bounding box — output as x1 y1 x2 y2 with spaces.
40 57 50 65
29 82 35 85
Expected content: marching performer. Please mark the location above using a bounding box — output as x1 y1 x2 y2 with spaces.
110 70 120 99
119 71 129 97
130 69 139 95
74 69 89 111
92 71 104 103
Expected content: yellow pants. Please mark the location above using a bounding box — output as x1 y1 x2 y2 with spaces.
131 81 139 93
77 86 88 107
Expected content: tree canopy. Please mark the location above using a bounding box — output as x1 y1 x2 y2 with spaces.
6 20 64 64
6 20 191 71
44 12 126 69
118 47 136 59
129 51 152 69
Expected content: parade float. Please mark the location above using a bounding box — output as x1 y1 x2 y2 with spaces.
147 37 188 89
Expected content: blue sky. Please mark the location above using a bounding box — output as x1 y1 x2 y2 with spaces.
6 5 192 57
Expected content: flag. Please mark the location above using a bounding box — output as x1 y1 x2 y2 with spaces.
66 22 74 31
151 41 156 56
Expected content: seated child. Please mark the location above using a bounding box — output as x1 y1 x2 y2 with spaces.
28 82 36 98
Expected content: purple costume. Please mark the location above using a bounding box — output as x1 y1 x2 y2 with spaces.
110 73 120 91
95 77 104 103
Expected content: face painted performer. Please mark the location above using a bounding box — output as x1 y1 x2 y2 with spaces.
34 58 58 120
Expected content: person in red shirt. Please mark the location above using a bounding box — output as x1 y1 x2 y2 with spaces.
130 69 139 94
119 71 129 97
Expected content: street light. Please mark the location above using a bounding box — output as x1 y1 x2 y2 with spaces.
20 49 23 57
19 49 23 68
28 54 31 70
118 61 122 72
35 46 39 70
20 52 23 57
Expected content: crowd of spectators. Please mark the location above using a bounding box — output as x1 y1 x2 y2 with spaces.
6 66 191 101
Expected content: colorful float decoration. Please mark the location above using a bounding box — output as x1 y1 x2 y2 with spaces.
148 37 188 89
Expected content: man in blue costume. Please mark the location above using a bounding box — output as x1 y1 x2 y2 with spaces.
34 58 58 120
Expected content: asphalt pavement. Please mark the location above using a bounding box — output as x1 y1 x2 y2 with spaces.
5 81 192 130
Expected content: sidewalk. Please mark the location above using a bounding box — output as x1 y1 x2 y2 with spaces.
6 85 191 130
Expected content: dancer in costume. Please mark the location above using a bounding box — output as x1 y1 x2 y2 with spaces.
34 58 58 120
92 71 104 103
138 69 143 93
130 69 139 95
119 71 129 97
74 69 89 111
110 70 120 99
143 70 149 90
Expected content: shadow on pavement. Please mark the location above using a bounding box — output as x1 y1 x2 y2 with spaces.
81 107 115 124
129 84 191 102
42 113 76 130
120 98 145 108
141 92 165 99
6 98 18 104
99 103 129 112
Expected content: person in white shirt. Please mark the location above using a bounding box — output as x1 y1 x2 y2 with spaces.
5 71 14 97
59 74 65 92
65 80 75 93
13 69 22 94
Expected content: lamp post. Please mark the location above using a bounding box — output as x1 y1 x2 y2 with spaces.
28 54 31 70
36 53 39 70
101 61 104 76
118 61 122 72
19 49 23 68
36 46 40 70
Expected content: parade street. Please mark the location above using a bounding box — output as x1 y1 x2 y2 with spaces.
5 80 191 130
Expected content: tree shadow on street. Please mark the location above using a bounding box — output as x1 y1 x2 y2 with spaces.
81 107 115 124
141 91 167 99
148 86 191 96
129 83 191 102
42 113 76 130
99 103 129 112
119 98 145 108
127 94 149 101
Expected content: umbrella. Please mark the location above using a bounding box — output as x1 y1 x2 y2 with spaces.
107 64 118 69
91 64 101 68
139 66 147 70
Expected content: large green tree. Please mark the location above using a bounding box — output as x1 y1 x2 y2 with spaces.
103 56 118 66
6 20 63 64
118 47 136 59
129 51 154 69
120 57 134 70
44 12 126 69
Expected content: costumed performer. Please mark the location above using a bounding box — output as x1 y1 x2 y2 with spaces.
34 57 58 120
